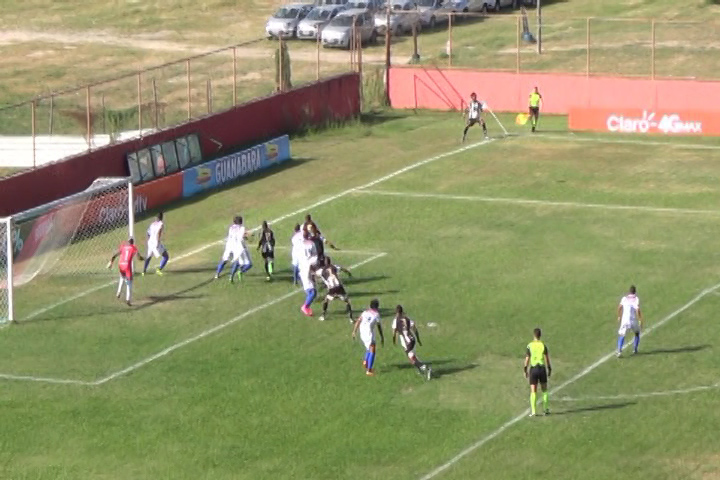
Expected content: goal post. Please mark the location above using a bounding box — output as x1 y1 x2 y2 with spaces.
6 177 134 322
0 217 13 325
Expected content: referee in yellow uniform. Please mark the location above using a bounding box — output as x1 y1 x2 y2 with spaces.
524 327 552 416
528 86 543 133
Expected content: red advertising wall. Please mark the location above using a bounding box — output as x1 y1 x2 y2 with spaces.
0 73 360 216
389 67 720 115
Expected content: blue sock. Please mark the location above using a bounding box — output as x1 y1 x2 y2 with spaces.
617 335 625 351
143 257 151 273
368 351 376 370
304 289 316 307
159 253 169 270
633 334 640 352
240 262 252 274
216 260 227 276
230 261 240 279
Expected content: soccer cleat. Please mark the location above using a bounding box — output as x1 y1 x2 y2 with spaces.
615 351 622 358
141 272 145 277
319 315 325 322
213 274 219 280
126 301 132 307
544 409 551 416
301 305 313 317
426 366 433 381
155 268 164 276
348 318 355 324
366 370 375 376
265 276 272 282
528 412 536 417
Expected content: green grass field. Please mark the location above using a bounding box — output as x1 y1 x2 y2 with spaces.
3 111 720 479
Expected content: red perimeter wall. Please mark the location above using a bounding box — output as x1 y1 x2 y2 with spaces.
389 67 720 114
0 73 360 216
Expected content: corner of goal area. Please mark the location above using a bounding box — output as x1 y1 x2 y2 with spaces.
0 249 389 387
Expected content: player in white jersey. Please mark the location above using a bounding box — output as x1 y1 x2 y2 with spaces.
616 285 643 357
461 92 488 143
392 305 431 380
314 256 353 323
299 231 319 316
352 299 384 376
291 224 304 285
214 216 253 283
143 212 169 276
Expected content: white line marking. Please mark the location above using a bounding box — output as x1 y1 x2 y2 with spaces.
556 383 720 402
358 190 720 216
419 280 720 480
537 133 720 151
2 252 387 386
21 138 495 321
0 373 93 386
91 252 387 385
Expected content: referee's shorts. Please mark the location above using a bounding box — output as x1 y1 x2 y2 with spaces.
528 365 548 386
529 106 540 116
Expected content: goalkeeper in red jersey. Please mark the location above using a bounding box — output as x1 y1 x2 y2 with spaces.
108 238 144 306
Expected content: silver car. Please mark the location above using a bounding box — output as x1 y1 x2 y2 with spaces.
297 5 346 40
344 0 383 13
265 3 314 39
321 11 378 49
415 0 453 27
374 1 421 36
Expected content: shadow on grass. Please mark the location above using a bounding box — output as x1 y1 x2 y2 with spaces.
136 278 214 311
635 344 711 356
554 401 636 416
347 275 389 286
431 362 479 378
389 358 455 370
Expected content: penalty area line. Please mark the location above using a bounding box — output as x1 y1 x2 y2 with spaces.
20 138 496 322
357 190 720 217
91 252 387 385
418 279 720 480
556 382 720 402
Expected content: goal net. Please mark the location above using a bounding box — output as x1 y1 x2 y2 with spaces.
3 177 134 323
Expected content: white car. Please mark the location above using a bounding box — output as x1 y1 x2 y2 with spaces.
415 0 454 27
297 5 347 40
487 0 517 10
265 3 314 39
374 1 421 36
321 11 378 48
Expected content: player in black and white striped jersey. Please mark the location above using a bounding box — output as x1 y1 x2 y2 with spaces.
392 305 431 380
462 92 488 143
314 256 353 323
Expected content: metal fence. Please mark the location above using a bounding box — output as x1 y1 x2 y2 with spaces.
395 12 720 81
2 13 718 172
0 36 360 171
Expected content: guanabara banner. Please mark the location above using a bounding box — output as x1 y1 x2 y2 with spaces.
569 108 720 136
182 135 291 198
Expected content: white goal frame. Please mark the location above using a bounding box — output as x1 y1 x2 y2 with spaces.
0 177 134 325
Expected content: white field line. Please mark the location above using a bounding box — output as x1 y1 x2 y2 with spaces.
91 251 387 385
358 190 720 217
20 138 495 322
537 133 720 151
556 383 720 402
0 252 387 386
0 373 93 386
419 280 720 480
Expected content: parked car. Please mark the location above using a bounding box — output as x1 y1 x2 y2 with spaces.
265 3 314 39
374 1 422 35
490 0 518 9
321 11 378 48
315 0 349 4
450 0 490 14
297 5 346 39
344 0 383 13
415 0 453 28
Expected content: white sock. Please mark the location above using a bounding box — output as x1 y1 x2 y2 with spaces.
126 280 132 302
117 277 124 296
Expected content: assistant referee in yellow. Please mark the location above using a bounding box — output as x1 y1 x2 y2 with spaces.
524 327 552 416
528 86 543 133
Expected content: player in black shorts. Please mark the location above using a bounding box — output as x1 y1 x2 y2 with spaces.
257 220 276 281
462 92 488 142
314 256 353 322
524 328 552 416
